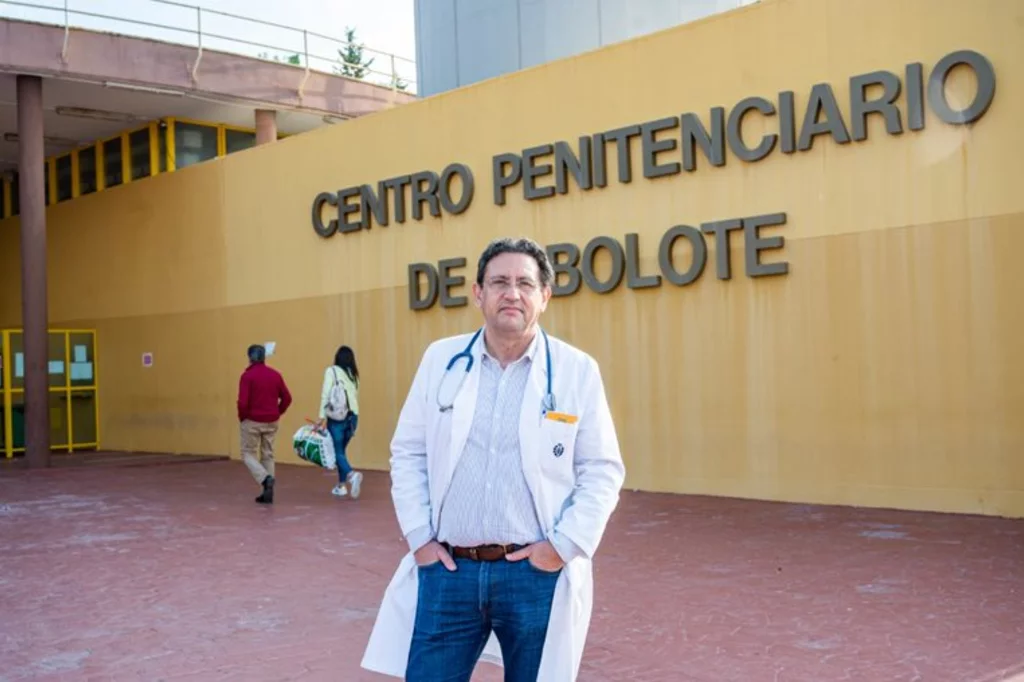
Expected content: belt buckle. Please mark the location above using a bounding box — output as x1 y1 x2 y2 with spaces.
468 547 479 560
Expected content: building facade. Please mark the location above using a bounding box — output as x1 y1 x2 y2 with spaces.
414 0 758 96
1 0 1021 518
0 12 413 462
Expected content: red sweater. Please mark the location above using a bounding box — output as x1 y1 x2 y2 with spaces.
237 362 292 423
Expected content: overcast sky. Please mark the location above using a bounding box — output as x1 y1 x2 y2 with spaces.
0 0 417 88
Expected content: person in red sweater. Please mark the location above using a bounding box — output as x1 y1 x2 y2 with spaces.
237 344 292 504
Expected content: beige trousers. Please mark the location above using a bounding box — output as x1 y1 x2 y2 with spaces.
241 419 278 484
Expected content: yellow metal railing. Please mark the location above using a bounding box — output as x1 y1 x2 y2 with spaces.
1 329 100 458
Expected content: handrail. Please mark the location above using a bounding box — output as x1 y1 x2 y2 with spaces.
59 0 68 63
0 0 417 94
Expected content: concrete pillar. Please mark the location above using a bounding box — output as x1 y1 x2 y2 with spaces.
16 75 50 468
255 109 277 145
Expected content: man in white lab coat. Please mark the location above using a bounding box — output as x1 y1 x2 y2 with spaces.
361 237 626 681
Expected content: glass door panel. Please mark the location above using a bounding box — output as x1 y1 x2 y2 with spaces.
48 331 67 388
69 332 96 388
49 390 69 448
9 331 23 391
70 390 97 446
11 392 24 451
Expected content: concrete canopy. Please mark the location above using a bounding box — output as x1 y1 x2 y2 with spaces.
0 17 416 173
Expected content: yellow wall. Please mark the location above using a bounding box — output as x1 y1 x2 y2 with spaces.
1 0 1022 517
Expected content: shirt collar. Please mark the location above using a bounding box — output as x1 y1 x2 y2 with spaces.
478 327 542 366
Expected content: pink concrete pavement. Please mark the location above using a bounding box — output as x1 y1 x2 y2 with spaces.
0 457 1022 681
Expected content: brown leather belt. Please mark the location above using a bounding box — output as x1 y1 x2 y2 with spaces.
442 542 524 561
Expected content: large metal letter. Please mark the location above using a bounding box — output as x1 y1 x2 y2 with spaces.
927 49 996 125
658 225 707 286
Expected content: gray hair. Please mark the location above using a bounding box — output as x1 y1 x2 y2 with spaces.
475 237 554 288
247 344 266 363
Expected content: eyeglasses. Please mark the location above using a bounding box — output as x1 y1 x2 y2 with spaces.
485 277 539 295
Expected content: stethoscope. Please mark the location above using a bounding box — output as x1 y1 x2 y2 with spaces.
436 327 555 414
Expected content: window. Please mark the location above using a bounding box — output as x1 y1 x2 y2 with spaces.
174 122 218 169
225 129 256 154
158 124 168 173
56 154 73 202
103 138 123 188
78 146 97 196
129 129 151 181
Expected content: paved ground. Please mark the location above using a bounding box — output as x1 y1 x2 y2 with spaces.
0 457 1022 682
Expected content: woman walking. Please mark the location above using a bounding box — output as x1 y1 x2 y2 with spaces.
317 345 362 499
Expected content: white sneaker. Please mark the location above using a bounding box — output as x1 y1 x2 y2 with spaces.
347 471 363 500
331 483 348 497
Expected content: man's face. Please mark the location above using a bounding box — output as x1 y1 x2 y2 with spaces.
473 251 551 336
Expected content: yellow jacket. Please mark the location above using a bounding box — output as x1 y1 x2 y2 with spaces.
318 365 359 419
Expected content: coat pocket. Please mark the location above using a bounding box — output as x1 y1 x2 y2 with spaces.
538 418 578 486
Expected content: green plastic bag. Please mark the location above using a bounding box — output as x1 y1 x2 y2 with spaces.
292 423 337 470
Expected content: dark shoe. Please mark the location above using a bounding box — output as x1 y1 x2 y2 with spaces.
255 475 274 504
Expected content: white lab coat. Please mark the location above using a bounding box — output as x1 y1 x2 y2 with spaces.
360 329 626 680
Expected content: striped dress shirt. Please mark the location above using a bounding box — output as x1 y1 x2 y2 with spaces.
436 335 546 548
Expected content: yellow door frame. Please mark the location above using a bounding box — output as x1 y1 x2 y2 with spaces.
2 330 11 458
1 328 100 458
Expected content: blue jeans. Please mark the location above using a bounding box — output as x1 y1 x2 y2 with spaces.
407 556 561 682
326 413 358 483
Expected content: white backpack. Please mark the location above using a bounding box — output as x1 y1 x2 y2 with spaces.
324 367 350 420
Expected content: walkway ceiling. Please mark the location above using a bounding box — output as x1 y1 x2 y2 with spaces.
0 72 333 174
